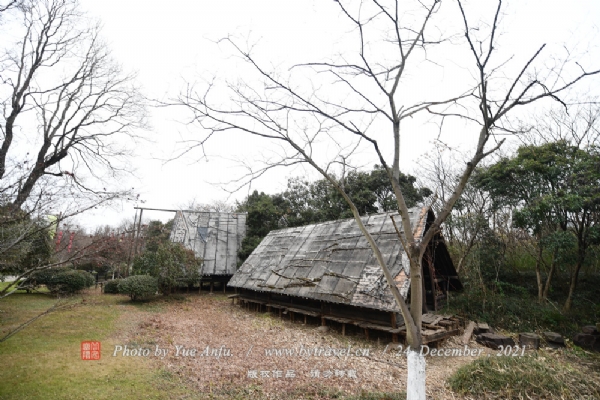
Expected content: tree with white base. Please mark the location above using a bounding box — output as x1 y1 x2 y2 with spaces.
173 0 599 398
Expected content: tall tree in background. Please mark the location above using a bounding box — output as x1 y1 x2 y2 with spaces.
176 0 599 397
477 141 600 310
0 0 145 208
0 0 145 296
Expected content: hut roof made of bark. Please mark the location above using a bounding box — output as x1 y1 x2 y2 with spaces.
170 211 247 276
228 207 430 312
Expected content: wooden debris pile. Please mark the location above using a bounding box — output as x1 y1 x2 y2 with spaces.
419 313 461 345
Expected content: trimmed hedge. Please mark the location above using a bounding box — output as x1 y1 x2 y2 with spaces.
30 268 95 295
118 275 158 301
30 267 68 286
103 279 121 294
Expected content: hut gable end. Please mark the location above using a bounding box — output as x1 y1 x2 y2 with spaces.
170 211 247 276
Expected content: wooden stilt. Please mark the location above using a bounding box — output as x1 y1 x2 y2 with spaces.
342 323 346 336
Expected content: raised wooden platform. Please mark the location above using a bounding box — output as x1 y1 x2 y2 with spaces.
234 300 461 345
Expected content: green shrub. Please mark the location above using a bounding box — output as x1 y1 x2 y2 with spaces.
103 279 121 294
45 269 95 295
133 242 200 295
449 355 600 399
29 267 68 286
118 275 158 301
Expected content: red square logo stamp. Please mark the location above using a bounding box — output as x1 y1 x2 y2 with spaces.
81 341 101 360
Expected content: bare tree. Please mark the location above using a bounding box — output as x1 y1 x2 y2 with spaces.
184 198 235 213
172 0 599 397
0 0 21 15
421 145 494 274
0 0 145 209
519 102 600 148
0 0 145 296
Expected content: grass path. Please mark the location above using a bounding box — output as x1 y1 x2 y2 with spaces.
0 288 191 400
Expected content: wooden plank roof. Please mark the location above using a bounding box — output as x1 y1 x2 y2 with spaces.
228 207 430 312
170 211 247 275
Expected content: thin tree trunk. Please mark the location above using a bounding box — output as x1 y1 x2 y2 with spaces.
542 248 557 300
564 257 583 312
0 113 16 180
456 255 465 274
409 249 423 333
535 240 543 302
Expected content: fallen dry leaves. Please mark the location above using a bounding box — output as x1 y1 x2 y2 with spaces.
118 293 499 399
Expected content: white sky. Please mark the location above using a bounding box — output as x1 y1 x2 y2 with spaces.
53 0 600 229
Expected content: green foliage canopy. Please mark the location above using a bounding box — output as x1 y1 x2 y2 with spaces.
132 241 201 295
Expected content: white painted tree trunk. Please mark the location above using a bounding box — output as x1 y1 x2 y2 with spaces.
406 348 426 400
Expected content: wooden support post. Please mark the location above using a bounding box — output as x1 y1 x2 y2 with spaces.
304 315 307 324
462 321 476 345
342 323 346 336
364 328 369 340
392 333 398 343
391 312 397 329
267 305 271 313
133 208 144 256
279 308 282 318
321 317 326 326
210 282 214 293
223 283 226 294
425 257 437 311
422 274 428 313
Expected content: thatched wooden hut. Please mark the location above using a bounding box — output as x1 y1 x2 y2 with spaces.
228 206 461 341
170 211 247 284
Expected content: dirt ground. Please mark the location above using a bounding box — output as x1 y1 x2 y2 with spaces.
117 293 509 399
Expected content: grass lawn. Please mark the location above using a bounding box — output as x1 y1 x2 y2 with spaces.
2 283 597 399
0 287 192 400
